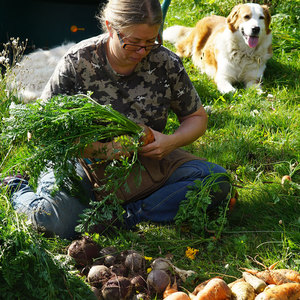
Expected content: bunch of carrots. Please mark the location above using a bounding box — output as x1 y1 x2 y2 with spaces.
163 262 300 300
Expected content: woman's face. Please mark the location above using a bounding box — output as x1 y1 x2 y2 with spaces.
108 23 161 67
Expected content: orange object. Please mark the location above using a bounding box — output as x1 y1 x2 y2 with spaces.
164 292 190 300
163 280 178 298
228 197 236 212
193 278 231 300
242 267 300 285
255 282 300 300
70 25 85 33
139 124 155 146
281 175 292 185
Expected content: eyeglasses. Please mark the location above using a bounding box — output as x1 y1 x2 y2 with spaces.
116 31 161 52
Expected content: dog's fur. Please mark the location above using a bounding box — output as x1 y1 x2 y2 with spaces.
163 3 272 94
9 43 74 102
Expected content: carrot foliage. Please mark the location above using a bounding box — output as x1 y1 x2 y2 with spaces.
1 94 143 194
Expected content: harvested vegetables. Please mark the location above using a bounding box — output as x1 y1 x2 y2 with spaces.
66 237 300 300
255 282 300 300
230 281 255 300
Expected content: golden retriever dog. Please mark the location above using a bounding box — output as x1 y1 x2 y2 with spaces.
163 3 272 94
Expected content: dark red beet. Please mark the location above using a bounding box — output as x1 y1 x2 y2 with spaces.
101 276 132 300
67 236 100 266
88 265 113 288
147 269 170 294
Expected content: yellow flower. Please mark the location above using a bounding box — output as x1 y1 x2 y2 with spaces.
144 256 153 261
185 246 199 260
147 267 152 273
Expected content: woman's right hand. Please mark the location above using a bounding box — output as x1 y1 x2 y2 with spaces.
82 135 134 160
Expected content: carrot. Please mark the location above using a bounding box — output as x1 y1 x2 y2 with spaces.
164 292 191 300
281 175 292 185
192 276 223 295
255 282 300 300
139 124 155 146
193 278 231 300
164 278 178 298
242 272 267 293
242 268 300 285
230 281 255 300
228 197 237 212
228 278 245 289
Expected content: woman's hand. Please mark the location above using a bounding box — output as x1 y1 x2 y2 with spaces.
139 105 208 160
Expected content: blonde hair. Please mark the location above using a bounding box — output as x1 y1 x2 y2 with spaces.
97 0 163 32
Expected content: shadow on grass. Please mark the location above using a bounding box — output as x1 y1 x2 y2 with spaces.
262 57 300 90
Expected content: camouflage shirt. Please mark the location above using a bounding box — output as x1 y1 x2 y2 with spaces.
42 34 202 132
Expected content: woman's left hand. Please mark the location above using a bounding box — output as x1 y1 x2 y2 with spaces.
139 105 208 160
138 129 176 160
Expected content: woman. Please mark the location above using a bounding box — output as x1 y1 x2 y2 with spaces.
5 0 230 238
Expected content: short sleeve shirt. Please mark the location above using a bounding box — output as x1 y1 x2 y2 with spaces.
41 34 202 132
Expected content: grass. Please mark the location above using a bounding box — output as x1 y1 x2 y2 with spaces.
0 0 300 299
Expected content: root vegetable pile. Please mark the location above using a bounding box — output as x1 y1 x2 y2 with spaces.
67 236 300 300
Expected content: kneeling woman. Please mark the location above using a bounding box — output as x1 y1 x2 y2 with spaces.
3 0 230 239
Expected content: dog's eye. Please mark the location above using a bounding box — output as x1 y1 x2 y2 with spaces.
259 15 265 20
243 15 250 20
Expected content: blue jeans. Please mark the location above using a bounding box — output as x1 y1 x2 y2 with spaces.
124 160 230 227
7 160 229 239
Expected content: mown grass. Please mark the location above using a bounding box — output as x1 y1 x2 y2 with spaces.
0 0 299 299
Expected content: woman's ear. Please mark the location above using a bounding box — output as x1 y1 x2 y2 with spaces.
106 20 113 37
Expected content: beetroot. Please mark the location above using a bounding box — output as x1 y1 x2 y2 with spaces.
131 275 147 293
88 265 113 288
125 252 145 274
147 269 170 294
101 276 132 300
67 236 100 266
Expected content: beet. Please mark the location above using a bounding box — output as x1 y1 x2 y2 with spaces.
110 264 128 277
88 265 113 288
125 252 145 274
101 276 132 300
67 236 100 266
90 286 102 299
147 269 170 294
131 275 147 293
99 246 118 257
104 255 116 267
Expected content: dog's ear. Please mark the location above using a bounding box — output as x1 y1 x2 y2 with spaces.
226 4 242 32
262 5 272 34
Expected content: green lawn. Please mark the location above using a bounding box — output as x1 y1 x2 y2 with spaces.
0 0 299 299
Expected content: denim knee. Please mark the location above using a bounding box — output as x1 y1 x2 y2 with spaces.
207 174 231 210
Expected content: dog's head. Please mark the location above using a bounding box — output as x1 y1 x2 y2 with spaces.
227 3 271 48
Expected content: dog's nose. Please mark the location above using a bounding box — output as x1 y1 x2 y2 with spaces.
252 26 260 35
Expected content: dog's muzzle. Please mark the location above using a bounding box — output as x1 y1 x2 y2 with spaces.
241 27 260 48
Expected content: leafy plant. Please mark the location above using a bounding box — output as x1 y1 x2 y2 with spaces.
0 195 95 299
174 173 232 237
1 94 143 192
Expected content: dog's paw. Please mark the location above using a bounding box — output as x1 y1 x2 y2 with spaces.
246 81 264 95
216 81 236 94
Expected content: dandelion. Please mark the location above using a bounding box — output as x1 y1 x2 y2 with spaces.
147 267 152 273
144 256 153 261
185 246 199 260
